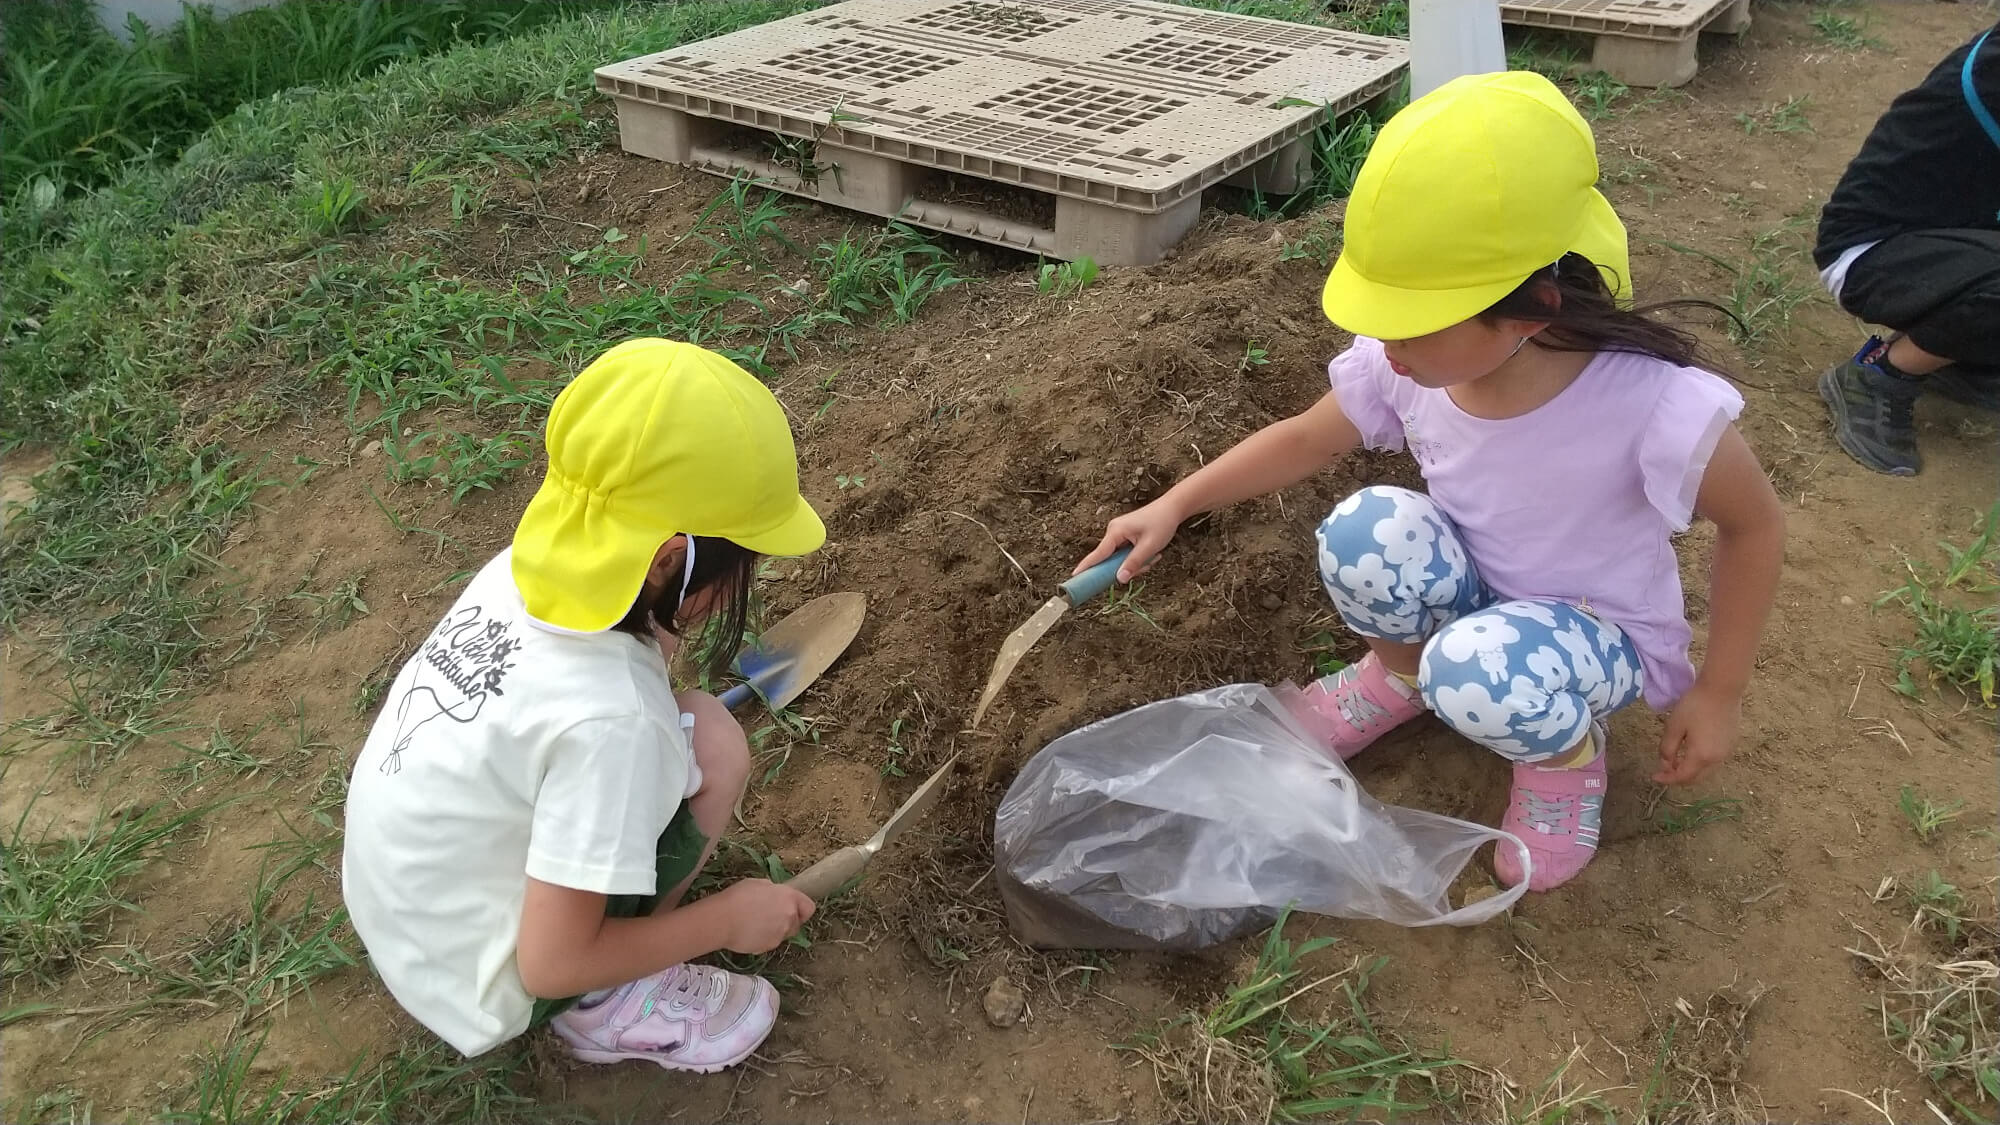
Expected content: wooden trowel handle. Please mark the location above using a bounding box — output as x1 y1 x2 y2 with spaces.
787 845 873 901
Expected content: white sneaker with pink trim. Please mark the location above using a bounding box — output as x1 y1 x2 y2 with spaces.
550 963 777 1073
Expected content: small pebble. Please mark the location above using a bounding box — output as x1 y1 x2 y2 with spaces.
1840 595 1855 606
1259 592 1283 611
361 440 382 459
982 977 1026 1028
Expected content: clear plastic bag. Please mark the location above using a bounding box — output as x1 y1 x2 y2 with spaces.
994 683 1529 950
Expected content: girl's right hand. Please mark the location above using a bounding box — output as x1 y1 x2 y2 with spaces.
712 878 815 954
1075 496 1185 583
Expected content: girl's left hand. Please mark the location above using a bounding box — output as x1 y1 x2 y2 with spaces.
1654 682 1742 785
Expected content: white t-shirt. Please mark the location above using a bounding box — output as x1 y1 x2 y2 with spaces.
342 549 695 1056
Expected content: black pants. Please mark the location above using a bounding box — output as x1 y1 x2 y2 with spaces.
1839 229 2000 371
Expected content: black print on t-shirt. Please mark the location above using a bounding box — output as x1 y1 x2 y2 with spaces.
382 605 519 775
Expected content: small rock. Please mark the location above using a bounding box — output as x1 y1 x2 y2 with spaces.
361 440 383 459
982 977 1026 1028
1259 592 1283 611
1840 595 1855 606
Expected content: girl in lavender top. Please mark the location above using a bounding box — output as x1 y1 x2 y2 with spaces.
1074 72 1785 892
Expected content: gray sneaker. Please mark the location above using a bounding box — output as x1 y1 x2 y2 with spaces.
1820 352 1923 476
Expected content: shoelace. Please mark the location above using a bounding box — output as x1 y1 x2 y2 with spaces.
1518 791 1574 836
1883 390 1917 432
636 965 705 1022
1336 686 1391 730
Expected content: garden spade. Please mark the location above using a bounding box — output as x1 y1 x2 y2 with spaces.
786 751 961 901
719 592 866 714
969 548 1132 728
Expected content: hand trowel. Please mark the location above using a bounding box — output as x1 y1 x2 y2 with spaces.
786 750 961 900
969 547 1132 728
719 592 867 714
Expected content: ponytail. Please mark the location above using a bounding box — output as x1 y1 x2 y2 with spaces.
1481 253 1741 374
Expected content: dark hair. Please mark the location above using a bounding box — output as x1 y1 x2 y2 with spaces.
1480 252 1739 373
613 535 759 680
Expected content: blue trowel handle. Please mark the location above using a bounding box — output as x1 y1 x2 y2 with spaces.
1060 547 1134 606
719 682 757 712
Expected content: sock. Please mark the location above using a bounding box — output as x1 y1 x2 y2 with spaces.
1390 668 1420 691
577 986 620 1010
1550 726 1600 769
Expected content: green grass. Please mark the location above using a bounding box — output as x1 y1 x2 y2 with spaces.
1098 583 1164 631
164 1031 550 1125
1124 907 1465 1123
116 848 357 1021
2 788 217 985
1898 785 1965 846
1878 506 2000 707
0 0 632 205
1735 95 1814 136
1655 796 1744 835
1570 71 1630 121
1278 214 1340 267
1036 255 1100 297
1661 215 1820 350
1811 6 1882 51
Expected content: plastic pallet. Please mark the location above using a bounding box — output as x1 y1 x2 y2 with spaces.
1499 0 1751 87
596 0 1407 264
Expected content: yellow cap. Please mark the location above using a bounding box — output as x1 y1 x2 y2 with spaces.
512 338 824 632
1321 70 1632 340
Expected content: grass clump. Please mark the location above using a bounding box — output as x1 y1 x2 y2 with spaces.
1126 907 1464 1123
1899 785 1965 846
1656 795 1744 835
1878 506 1999 707
1811 6 1882 51
116 850 357 1021
1851 879 1999 1118
1 791 214 985
165 1032 547 1125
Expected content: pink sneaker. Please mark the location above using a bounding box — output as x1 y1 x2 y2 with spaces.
1276 652 1425 761
550 963 777 1073
1494 724 1608 892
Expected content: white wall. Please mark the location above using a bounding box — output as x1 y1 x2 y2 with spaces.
96 0 282 42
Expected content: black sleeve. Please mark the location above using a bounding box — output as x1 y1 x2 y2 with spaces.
1814 21 2000 268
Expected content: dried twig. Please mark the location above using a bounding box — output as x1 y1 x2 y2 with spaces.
942 510 1033 587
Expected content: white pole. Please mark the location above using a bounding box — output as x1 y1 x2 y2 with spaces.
1407 0 1508 99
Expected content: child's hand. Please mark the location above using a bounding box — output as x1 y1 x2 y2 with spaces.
1076 497 1186 583
1654 681 1742 785
712 878 815 954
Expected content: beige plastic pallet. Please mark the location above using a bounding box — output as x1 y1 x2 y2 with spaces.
595 0 1407 264
1499 0 1751 87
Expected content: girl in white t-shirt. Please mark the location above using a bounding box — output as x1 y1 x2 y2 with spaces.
344 339 826 1070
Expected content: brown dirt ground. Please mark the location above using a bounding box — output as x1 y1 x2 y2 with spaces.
5 3 1998 1122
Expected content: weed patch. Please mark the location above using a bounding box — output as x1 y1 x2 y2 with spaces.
1850 882 1998 1118
2 791 217 985
1126 908 1465 1123
1878 506 1999 706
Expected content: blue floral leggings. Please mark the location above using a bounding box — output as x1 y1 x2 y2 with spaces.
1317 487 1645 763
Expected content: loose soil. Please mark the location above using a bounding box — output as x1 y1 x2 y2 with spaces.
5 4 1996 1122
